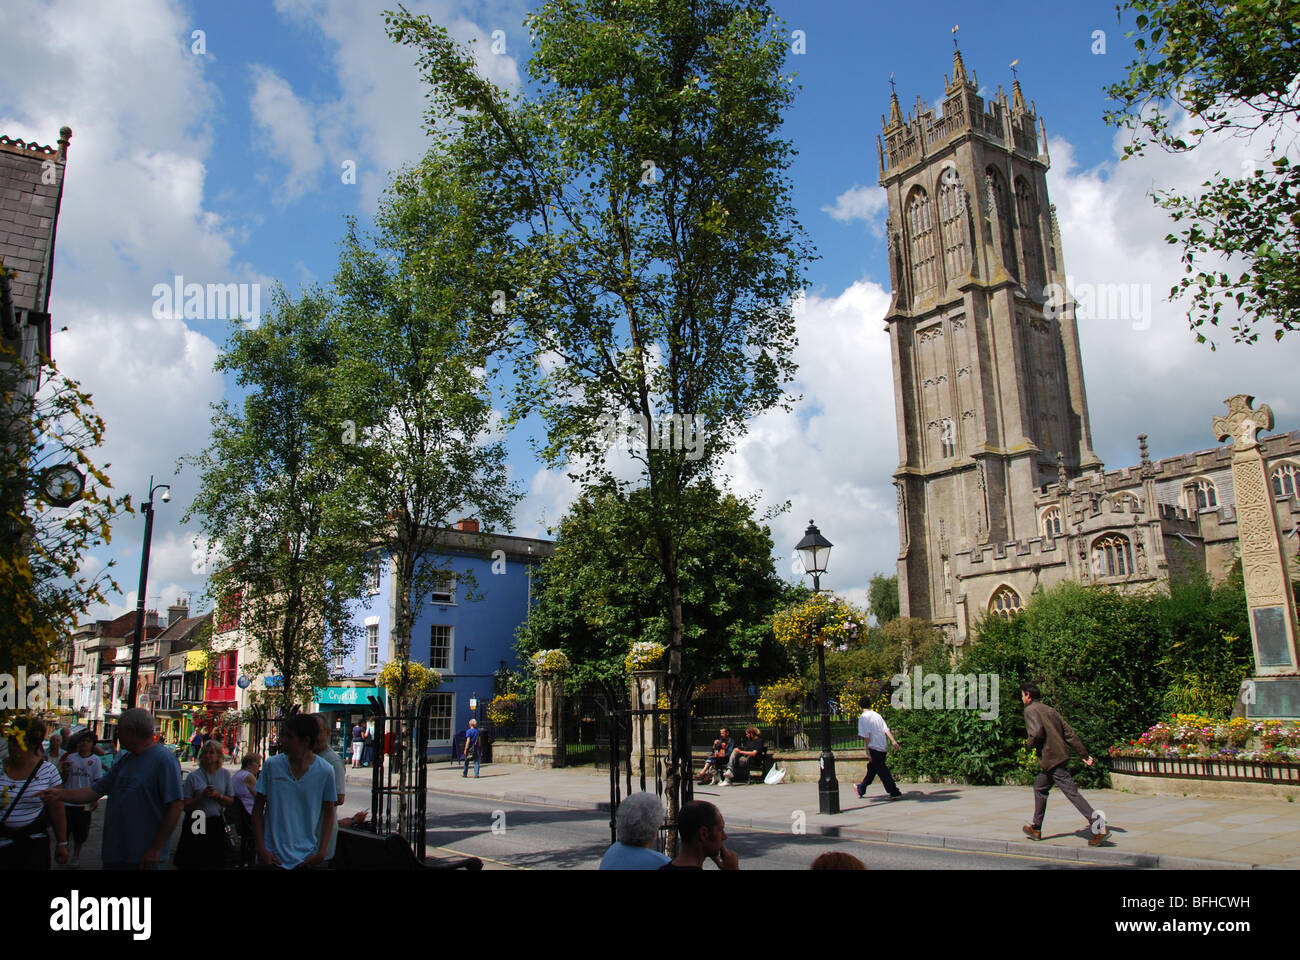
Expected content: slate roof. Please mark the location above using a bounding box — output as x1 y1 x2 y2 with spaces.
0 128 70 313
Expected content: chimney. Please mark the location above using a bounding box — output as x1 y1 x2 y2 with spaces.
455 518 480 533
168 600 189 627
145 610 159 630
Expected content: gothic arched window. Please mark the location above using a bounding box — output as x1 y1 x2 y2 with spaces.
989 585 1022 618
986 167 1018 279
1273 461 1300 498
1183 477 1219 512
1015 176 1046 295
1041 507 1063 539
906 188 938 298
1092 534 1134 578
938 168 970 283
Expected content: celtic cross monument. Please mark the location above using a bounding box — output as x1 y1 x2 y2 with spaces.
1213 395 1300 718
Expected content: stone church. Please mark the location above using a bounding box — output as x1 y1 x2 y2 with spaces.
878 51 1300 643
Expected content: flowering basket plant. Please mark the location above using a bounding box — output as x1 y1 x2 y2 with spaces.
1108 714 1300 762
773 593 865 650
755 677 807 728
624 641 666 674
376 660 441 698
486 692 520 727
531 649 571 677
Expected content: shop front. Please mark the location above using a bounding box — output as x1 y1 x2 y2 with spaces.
313 682 384 757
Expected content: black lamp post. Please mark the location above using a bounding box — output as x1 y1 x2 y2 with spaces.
795 520 839 815
126 476 170 710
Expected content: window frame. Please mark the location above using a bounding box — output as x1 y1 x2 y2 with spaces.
426 693 454 747
1093 534 1134 579
1183 477 1219 512
1041 507 1063 539
429 624 453 672
365 623 380 674
1273 462 1299 498
989 585 1022 619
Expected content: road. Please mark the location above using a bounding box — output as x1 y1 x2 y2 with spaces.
423 790 1113 870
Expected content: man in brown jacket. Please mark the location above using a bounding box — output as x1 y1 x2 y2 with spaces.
1019 682 1111 846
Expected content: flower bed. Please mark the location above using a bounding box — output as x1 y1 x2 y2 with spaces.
1109 715 1300 781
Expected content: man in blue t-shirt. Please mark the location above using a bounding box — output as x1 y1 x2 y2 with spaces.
254 714 336 869
42 708 183 869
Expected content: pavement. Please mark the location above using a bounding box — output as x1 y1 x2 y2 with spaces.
51 758 1300 870
372 760 1300 870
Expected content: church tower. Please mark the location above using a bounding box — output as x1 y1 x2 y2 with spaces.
879 53 1102 632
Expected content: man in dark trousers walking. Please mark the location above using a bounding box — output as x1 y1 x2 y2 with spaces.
1019 682 1111 846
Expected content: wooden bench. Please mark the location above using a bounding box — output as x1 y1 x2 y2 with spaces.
333 826 482 871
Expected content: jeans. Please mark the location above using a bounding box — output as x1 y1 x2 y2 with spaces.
463 752 480 777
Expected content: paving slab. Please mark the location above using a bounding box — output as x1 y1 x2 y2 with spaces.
386 763 1300 869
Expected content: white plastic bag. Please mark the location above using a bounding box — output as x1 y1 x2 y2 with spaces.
763 763 787 785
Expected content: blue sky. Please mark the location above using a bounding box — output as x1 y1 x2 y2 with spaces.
2 0 1296 622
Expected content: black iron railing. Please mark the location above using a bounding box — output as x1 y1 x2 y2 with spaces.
368 693 433 862
1111 756 1300 784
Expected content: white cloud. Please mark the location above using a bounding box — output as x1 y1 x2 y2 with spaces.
723 280 898 603
0 0 248 621
822 184 888 235
1047 112 1300 467
267 0 526 212
249 66 325 204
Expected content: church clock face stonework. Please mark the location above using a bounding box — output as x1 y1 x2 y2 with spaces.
879 53 1101 637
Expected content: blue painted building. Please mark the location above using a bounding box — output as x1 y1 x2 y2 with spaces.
319 519 554 759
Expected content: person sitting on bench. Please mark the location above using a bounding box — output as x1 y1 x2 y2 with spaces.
698 727 734 785
721 726 763 785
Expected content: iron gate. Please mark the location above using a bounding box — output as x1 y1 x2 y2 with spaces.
593 677 696 853
367 693 433 862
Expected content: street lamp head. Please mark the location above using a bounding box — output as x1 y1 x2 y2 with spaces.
159 486 171 504
795 520 832 578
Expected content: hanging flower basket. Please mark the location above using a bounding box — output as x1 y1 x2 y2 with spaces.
773 593 865 650
624 641 666 674
530 649 571 677
376 660 441 698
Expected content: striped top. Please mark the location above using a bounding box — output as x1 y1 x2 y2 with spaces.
0 760 62 829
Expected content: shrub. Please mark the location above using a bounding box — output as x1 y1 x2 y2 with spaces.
486 692 520 727
755 677 806 728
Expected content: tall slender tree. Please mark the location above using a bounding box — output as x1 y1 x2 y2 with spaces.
329 150 521 714
387 0 814 841
184 286 368 713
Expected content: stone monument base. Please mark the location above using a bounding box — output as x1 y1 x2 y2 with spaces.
1245 676 1300 720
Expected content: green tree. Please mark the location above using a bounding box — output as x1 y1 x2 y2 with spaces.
867 572 900 625
1104 0 1300 346
183 286 368 712
518 483 791 690
1155 563 1253 716
329 150 521 713
387 0 814 835
0 320 130 680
